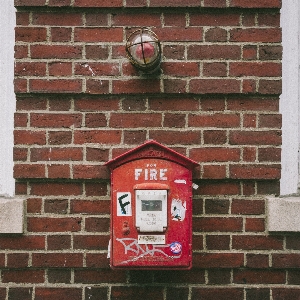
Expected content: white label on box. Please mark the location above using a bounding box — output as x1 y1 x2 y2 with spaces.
138 235 165 244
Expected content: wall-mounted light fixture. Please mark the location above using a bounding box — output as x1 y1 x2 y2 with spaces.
125 28 161 74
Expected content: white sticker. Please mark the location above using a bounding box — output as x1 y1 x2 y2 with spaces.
171 199 186 221
174 179 186 184
117 192 132 216
138 235 165 245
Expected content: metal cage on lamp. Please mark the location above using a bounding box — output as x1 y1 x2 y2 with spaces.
125 28 162 74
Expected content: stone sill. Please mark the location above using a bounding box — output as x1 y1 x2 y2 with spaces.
0 197 25 234
267 195 300 232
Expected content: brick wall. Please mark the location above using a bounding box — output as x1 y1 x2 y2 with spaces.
7 0 289 299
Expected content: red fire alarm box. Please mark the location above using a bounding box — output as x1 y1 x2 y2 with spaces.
105 140 198 269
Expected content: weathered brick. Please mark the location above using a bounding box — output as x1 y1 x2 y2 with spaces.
27 217 81 232
35 288 82 300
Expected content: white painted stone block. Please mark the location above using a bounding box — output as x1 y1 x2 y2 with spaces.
268 196 300 232
0 197 25 233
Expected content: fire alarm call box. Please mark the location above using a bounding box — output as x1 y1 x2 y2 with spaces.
105 140 198 269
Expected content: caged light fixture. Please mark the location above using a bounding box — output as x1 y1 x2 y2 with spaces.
125 27 162 74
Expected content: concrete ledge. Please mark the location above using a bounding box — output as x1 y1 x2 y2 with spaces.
0 197 25 233
267 196 300 232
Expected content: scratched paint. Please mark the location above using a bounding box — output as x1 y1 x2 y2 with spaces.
171 198 186 221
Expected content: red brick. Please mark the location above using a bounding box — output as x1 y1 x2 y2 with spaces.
190 147 240 162
207 270 231 284
16 96 47 110
190 13 240 26
233 270 285 284
71 199 110 214
227 97 279 111
85 13 108 26
0 254 5 267
27 217 81 232
74 130 121 144
259 114 282 128
203 165 227 179
15 62 46 76
16 12 30 26
14 148 28 161
0 235 45 250
164 13 186 27
232 199 265 215
30 182 82 196
156 28 202 41
49 98 72 111
246 254 269 268
243 45 257 60
126 0 147 6
27 198 42 213
30 113 82 128
48 0 71 6
85 287 108 299
15 45 29 59
196 181 240 195
47 164 69 178
86 45 109 60
111 286 164 299
257 180 280 195
73 165 109 179
192 288 243 300
113 79 161 94
203 62 227 77
74 28 123 42
14 164 45 178
31 45 82 59
188 45 241 59
193 253 244 268
86 253 110 268
110 113 162 128
258 147 281 162
2 269 45 283
164 79 187 93
14 130 46 145
230 0 281 8
85 113 107 128
85 217 110 232
259 45 282 60
229 130 281 145
14 113 28 127
206 235 230 250
49 62 72 76
242 14 256 26
205 27 227 42
243 114 257 128
149 130 200 145
273 289 300 300
32 12 82 25
44 199 68 214
259 79 282 94
205 199 230 214
74 269 126 283
203 0 227 7
85 182 108 196
124 130 147 144
48 131 72 145
75 97 119 111
74 235 110 250
150 0 200 6
74 0 123 7
201 98 226 111
47 235 71 250
51 27 72 42
29 79 82 93
113 13 160 26
86 148 109 161
14 79 28 93
48 269 71 284
8 288 33 300
32 253 83 267
230 164 280 179
162 62 199 77
230 28 281 42
75 62 120 76
190 79 241 94
243 146 256 161
163 45 185 60
258 13 280 26
194 217 243 232
232 235 283 250
15 27 47 42
15 0 46 5
230 62 281 77
163 113 186 128
35 288 82 300
189 113 240 128
273 254 300 268
86 79 110 94
245 218 265 232
31 148 83 161
149 97 199 111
